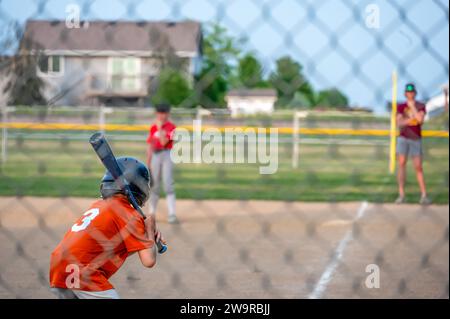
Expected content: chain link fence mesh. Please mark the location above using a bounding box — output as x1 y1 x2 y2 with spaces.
0 0 448 298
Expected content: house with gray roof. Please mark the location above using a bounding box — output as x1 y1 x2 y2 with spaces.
20 20 203 106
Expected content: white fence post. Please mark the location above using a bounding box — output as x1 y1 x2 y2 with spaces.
292 111 308 169
99 105 113 133
196 107 212 122
1 105 7 166
1 106 16 167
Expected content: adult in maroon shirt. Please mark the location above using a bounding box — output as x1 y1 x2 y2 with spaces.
395 83 430 205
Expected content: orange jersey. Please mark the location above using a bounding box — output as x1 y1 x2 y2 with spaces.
49 195 154 291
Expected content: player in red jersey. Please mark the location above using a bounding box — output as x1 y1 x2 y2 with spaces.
147 104 178 224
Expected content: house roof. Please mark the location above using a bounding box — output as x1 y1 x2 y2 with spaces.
21 20 202 56
227 89 277 98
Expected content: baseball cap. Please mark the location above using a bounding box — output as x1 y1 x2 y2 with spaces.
405 83 417 93
155 103 171 113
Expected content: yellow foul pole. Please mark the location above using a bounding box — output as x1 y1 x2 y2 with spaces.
389 71 398 174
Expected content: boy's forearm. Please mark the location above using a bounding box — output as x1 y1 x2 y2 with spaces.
159 138 169 146
158 132 169 146
145 217 158 258
415 112 425 124
138 244 157 268
146 227 157 254
145 214 156 238
410 104 425 123
148 244 157 258
408 104 425 123
397 115 407 127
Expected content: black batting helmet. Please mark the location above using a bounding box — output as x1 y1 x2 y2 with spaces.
100 157 153 206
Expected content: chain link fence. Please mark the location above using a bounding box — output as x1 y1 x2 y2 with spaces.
0 0 448 299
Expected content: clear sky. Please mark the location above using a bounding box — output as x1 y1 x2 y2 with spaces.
0 0 448 113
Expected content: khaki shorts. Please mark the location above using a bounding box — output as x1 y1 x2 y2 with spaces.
397 136 423 158
50 287 120 299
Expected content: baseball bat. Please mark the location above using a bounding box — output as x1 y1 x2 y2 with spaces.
89 132 167 254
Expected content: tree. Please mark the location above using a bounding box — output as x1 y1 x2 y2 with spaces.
286 91 315 109
316 88 349 108
149 26 185 70
202 23 243 79
237 53 268 88
194 64 228 108
297 81 317 108
151 68 193 107
270 56 310 107
2 23 47 106
196 23 243 108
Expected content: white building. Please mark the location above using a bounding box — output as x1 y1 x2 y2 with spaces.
226 89 277 117
426 83 449 120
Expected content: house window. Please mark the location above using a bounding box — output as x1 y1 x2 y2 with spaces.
108 57 141 92
38 55 63 76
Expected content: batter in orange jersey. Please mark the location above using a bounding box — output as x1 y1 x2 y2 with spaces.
49 157 165 299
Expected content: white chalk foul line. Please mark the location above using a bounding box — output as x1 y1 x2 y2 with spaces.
308 201 370 299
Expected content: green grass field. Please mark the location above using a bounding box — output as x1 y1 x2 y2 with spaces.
0 131 448 203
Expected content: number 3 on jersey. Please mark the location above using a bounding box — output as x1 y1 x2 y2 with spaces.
71 208 100 232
